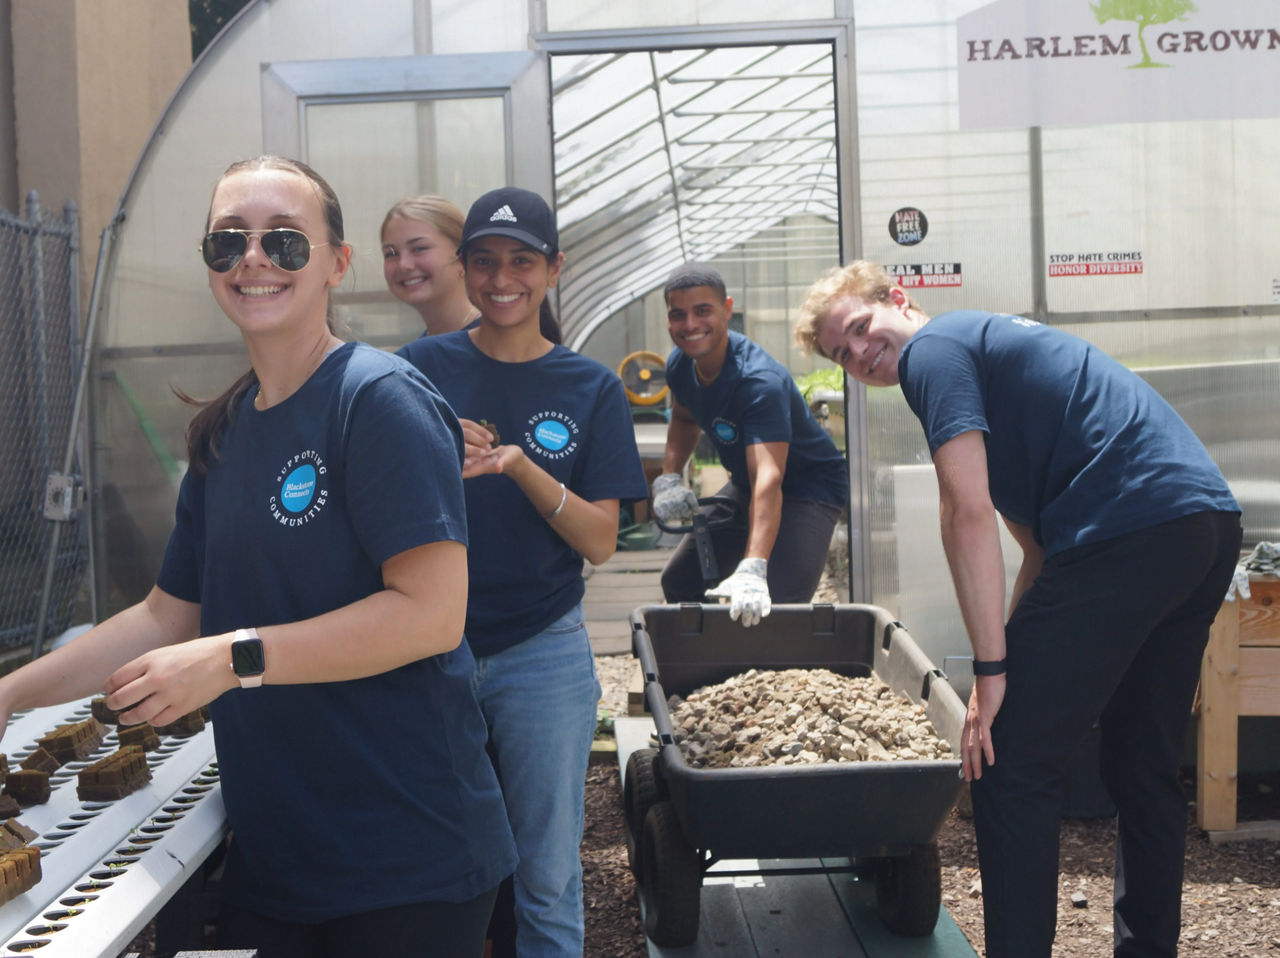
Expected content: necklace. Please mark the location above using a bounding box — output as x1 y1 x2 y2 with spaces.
695 361 717 386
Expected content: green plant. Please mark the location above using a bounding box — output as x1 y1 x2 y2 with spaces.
595 710 615 738
794 367 845 403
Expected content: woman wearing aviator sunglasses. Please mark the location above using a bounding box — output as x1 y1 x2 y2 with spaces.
0 156 515 958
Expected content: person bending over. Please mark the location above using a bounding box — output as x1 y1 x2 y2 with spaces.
794 259 1240 958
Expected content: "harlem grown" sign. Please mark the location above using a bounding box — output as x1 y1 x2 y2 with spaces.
958 0 1280 127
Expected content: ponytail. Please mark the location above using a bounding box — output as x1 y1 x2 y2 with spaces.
175 370 258 475
539 298 563 345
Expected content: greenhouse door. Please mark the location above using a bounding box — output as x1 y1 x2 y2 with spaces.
538 21 870 601
261 52 552 199
258 52 553 345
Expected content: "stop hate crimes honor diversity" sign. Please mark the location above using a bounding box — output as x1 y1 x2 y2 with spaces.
1048 250 1143 276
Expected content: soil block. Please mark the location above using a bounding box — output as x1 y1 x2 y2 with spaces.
0 819 36 851
76 746 152 802
117 723 161 752
36 717 106 764
90 696 122 726
0 846 41 905
2 770 50 807
19 747 59 773
154 710 205 738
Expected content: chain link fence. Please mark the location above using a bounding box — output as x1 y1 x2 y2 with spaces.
0 193 87 657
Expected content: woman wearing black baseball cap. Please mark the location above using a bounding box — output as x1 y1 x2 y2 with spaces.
398 187 647 956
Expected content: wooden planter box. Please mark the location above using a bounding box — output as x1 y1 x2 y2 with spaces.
1196 574 1280 838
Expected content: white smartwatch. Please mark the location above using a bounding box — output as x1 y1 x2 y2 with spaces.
231 627 266 689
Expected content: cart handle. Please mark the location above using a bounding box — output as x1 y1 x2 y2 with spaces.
650 495 744 536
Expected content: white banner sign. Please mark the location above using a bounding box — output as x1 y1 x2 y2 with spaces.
958 0 1280 128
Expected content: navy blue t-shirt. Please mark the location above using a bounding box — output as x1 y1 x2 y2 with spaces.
897 311 1239 557
157 342 515 921
397 331 649 656
666 331 848 508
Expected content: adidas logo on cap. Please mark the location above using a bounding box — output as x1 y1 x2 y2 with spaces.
462 187 557 254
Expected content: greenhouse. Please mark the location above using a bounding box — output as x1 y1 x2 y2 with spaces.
85 0 1279 672
0 0 1273 954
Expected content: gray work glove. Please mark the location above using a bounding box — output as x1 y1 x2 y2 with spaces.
651 472 698 524
706 557 772 627
1225 563 1251 602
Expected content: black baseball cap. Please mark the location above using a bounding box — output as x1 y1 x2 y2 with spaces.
460 187 558 256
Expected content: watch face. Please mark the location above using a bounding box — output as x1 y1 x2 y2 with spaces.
232 637 266 677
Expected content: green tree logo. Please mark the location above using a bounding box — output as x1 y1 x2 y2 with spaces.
1091 0 1198 68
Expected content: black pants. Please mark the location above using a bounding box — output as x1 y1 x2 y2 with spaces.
659 482 842 603
970 510 1241 958
215 885 501 958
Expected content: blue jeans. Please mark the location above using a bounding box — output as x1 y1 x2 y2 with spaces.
472 605 600 958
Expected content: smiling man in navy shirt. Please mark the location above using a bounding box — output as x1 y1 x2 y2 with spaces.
651 263 848 626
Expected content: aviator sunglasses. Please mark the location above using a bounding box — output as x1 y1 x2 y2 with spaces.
200 228 328 273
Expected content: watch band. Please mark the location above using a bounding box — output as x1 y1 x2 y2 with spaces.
972 657 1008 677
232 627 265 689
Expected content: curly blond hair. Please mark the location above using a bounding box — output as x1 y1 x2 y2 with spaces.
793 260 924 357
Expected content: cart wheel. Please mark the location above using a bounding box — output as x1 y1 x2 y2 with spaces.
623 748 663 877
640 801 702 947
873 842 942 937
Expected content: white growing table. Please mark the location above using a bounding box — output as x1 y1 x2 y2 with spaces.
0 698 224 957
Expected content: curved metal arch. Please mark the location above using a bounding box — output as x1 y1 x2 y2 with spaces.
535 20 859 352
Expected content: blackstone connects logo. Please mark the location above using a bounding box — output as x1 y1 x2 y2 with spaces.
713 418 739 444
525 411 579 461
964 1 1279 71
268 450 328 527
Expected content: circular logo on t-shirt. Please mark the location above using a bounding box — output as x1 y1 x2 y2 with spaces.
281 464 316 513
534 419 571 451
525 411 580 461
268 450 328 527
713 419 738 444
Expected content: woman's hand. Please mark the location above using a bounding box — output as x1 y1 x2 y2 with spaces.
458 418 496 461
962 674 1005 782
104 634 236 728
464 443 526 479
456 418 506 477
457 418 528 479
